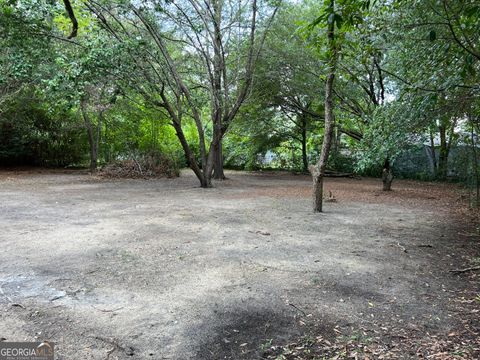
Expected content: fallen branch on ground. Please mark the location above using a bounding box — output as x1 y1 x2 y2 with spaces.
458 232 480 237
288 303 307 317
449 266 480 274
11 303 26 309
324 170 355 178
93 336 135 357
92 306 125 313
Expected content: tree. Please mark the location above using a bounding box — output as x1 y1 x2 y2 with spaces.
360 0 480 182
308 0 371 212
41 24 124 170
79 85 117 171
86 0 279 187
0 1 52 107
333 18 393 189
244 3 325 172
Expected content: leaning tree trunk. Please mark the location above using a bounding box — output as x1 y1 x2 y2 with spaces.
301 115 308 173
382 157 393 191
171 120 211 188
310 0 336 213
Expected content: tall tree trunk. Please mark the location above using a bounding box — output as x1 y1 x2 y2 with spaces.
211 0 226 181
213 137 226 180
470 120 479 206
94 112 103 169
80 100 101 172
311 0 337 213
382 157 393 191
104 120 110 164
438 124 449 180
204 146 216 187
89 142 98 171
429 130 437 177
201 173 211 188
301 114 308 173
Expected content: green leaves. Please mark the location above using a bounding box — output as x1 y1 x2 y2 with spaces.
2 5 13 17
309 0 371 32
333 13 344 29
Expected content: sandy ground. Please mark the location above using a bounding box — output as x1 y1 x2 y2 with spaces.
0 169 478 359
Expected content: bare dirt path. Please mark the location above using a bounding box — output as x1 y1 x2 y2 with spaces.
0 169 478 359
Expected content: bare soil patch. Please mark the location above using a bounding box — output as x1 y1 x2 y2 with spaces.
0 169 478 359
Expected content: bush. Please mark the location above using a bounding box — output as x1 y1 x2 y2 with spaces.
0 94 86 166
327 152 356 173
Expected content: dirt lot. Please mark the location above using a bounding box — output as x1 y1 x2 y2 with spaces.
0 169 479 359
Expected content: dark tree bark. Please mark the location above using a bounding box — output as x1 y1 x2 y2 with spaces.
310 0 337 212
213 137 226 180
470 120 479 206
62 0 78 38
433 113 457 181
211 0 226 181
382 158 393 191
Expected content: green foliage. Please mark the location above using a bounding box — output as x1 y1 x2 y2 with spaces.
327 151 355 173
309 0 372 30
0 91 87 166
356 101 413 171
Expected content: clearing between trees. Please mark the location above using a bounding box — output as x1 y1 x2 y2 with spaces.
0 170 479 359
